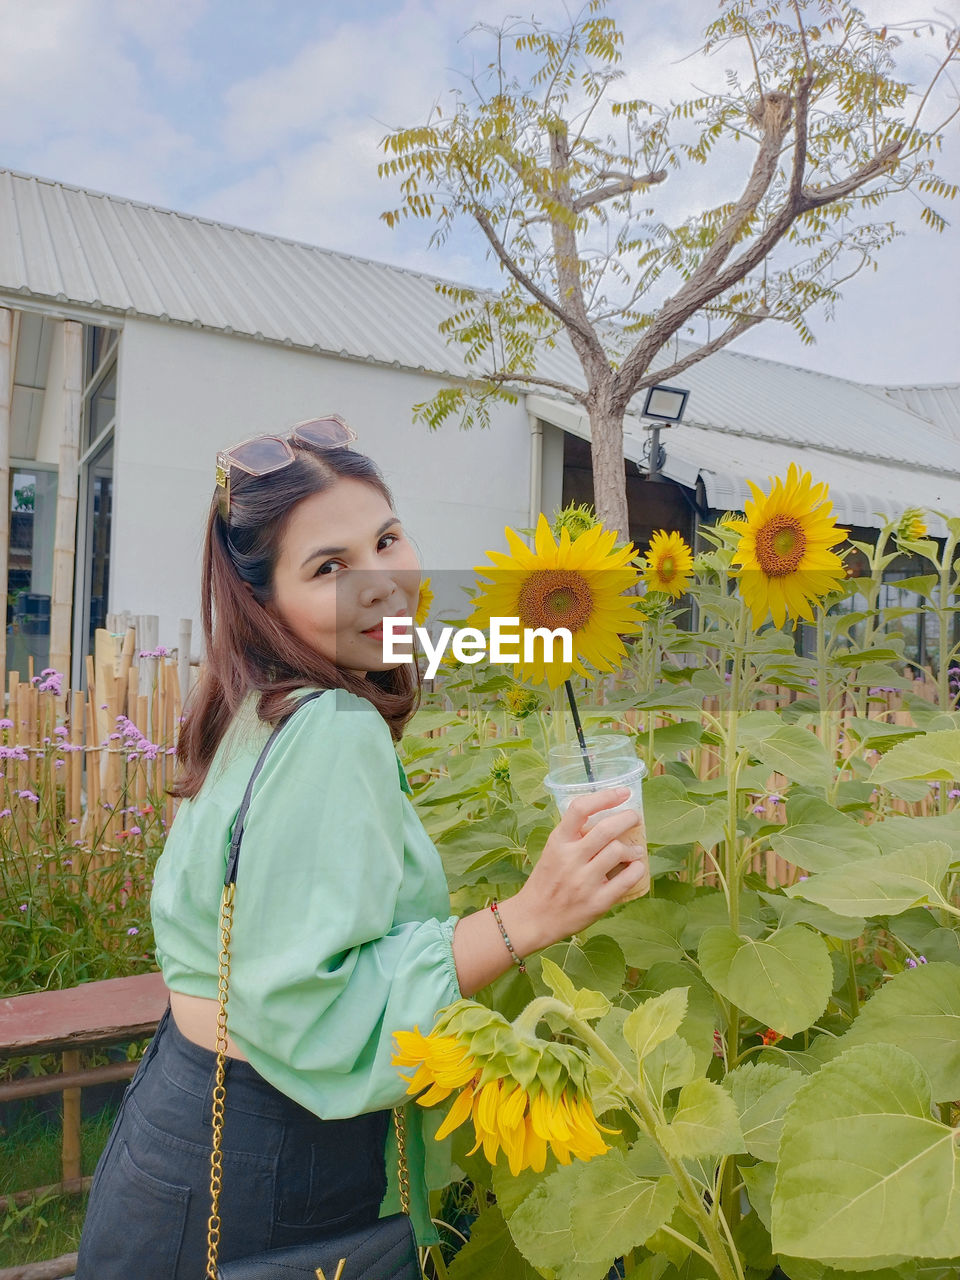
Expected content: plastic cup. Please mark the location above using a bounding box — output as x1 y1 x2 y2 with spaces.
544 735 649 902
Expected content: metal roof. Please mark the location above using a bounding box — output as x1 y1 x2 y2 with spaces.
0 168 494 377
529 393 960 537
870 383 960 442
1 167 957 520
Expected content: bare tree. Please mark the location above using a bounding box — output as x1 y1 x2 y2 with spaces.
380 0 960 537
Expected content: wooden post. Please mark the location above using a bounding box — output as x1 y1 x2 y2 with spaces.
0 308 12 687
50 321 83 682
61 1049 82 1183
178 618 192 706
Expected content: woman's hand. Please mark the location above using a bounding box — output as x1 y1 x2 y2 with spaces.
450 788 649 997
506 788 650 954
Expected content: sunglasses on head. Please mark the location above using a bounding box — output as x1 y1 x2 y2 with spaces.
215 416 358 525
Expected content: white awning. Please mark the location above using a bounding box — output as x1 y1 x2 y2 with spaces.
527 393 960 537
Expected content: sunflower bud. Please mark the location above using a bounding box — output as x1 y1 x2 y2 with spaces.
895 508 928 544
551 502 599 541
503 684 543 719
392 1000 614 1175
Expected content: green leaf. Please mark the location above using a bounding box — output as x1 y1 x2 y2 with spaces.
783 841 954 918
508 1149 677 1280
771 1044 960 1264
537 935 626 999
539 955 580 1008
824 962 960 1103
447 1205 542 1280
749 725 833 788
725 1060 805 1162
643 775 727 848
568 1156 679 1270
641 1033 698 1105
508 747 550 805
742 1161 775 1233
634 961 718 1073
698 925 833 1037
771 795 881 873
758 890 867 941
681 888 766 946
657 1078 745 1159
623 987 689 1062
871 730 960 783
585 898 688 968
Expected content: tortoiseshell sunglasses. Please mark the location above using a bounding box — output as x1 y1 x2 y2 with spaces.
215 416 358 525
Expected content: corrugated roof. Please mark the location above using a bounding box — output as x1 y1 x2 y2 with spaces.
529 393 960 537
870 383 960 442
1 167 957 503
0 168 498 377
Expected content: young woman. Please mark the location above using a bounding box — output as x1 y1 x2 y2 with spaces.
75 418 650 1277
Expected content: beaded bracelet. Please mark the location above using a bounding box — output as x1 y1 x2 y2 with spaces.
490 900 526 974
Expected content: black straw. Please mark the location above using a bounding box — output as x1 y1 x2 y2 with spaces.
564 679 595 783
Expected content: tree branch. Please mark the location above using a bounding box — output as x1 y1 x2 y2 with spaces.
481 369 589 402
801 140 903 208
571 168 668 213
631 309 769 392
470 205 597 347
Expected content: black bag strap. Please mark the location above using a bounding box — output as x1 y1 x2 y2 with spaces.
223 691 325 887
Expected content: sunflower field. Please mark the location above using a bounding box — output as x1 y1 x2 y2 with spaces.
395 469 960 1280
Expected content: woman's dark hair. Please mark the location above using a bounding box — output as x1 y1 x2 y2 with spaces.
172 440 421 799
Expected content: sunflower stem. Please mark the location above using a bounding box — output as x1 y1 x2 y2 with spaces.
518 997 743 1280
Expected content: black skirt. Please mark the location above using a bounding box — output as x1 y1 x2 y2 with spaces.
76 1006 390 1279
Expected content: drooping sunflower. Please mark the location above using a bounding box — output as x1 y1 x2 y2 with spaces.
728 464 848 629
642 530 695 599
468 513 643 689
414 576 433 626
896 508 928 544
392 1003 614 1176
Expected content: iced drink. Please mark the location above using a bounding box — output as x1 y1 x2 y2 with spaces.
545 736 649 902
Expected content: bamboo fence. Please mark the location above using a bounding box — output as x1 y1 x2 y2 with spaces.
0 621 197 885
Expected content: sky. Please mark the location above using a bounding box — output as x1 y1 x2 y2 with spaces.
0 0 958 387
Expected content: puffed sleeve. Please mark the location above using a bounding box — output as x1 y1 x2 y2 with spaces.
225 689 462 1119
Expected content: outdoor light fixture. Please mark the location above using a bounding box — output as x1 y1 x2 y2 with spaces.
642 383 689 423
640 383 690 480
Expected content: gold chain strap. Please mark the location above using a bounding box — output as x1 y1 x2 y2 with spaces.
207 882 235 1279
206 883 413 1279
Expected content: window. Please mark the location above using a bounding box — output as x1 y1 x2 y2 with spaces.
6 468 58 681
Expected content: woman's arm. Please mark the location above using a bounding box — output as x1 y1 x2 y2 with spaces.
452 788 649 996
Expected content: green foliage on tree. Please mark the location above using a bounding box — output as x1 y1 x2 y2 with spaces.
380 0 959 536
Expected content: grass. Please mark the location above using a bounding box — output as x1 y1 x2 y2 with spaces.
0 1103 116 1265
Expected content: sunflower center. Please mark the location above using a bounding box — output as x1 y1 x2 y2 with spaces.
755 515 807 577
516 570 593 632
657 555 677 583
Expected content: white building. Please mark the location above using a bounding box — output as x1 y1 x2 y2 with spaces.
0 168 957 686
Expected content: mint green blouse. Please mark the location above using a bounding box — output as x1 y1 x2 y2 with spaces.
150 687 462 1241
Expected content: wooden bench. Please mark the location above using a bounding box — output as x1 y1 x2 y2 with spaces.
0 971 168 1211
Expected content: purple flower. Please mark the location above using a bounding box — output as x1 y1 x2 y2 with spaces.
949 790 960 800
129 825 141 835
54 726 69 738
751 804 765 815
905 955 928 969
0 718 12 729
0 808 11 818
19 903 27 912
16 789 39 804
127 926 139 936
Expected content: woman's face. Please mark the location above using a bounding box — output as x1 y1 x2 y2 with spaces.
270 477 421 676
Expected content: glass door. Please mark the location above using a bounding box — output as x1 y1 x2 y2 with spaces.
76 438 114 668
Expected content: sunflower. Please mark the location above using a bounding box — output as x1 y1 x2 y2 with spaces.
392 1004 614 1175
469 513 643 689
642 530 694 599
896 508 928 543
414 577 433 627
727 464 848 629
